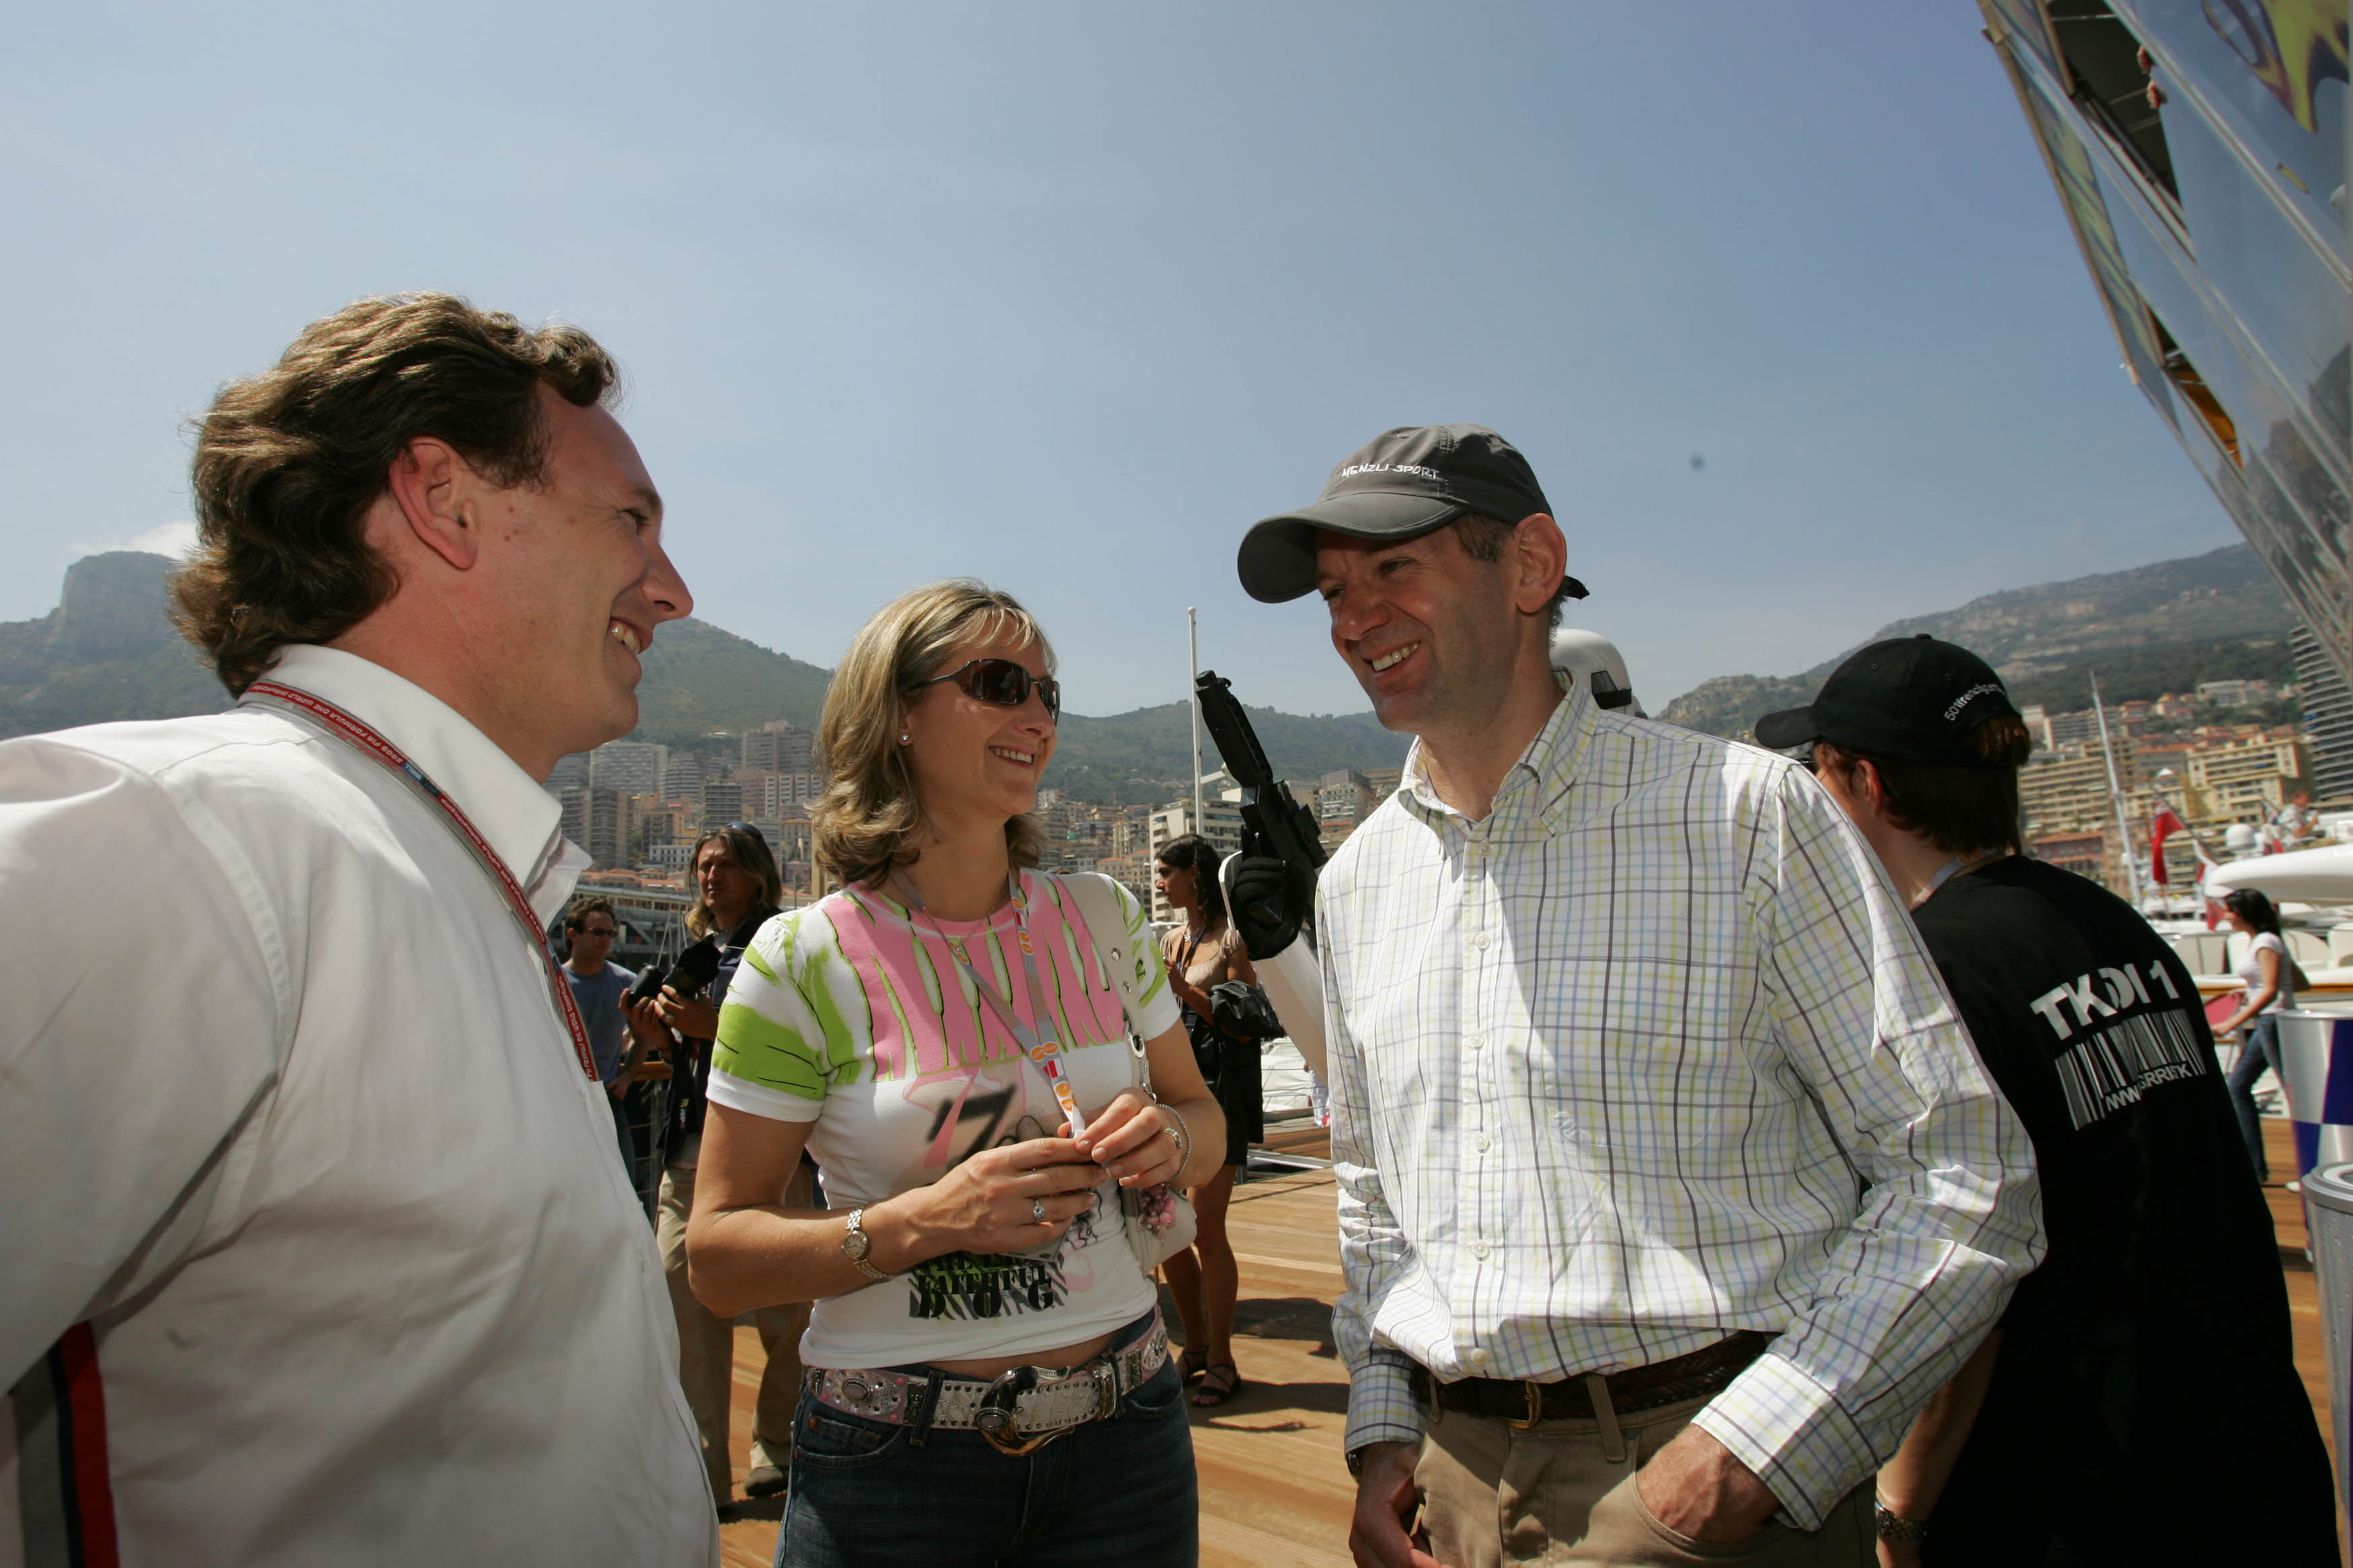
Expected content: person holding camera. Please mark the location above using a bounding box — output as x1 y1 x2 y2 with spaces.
1155 832 1263 1408
643 823 807 1511
686 580 1225 1568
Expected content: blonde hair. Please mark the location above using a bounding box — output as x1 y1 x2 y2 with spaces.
814 581 1053 889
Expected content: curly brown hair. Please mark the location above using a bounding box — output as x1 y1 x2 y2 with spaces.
173 293 619 694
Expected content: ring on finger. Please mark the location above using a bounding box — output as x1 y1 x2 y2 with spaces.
1031 1197 1046 1223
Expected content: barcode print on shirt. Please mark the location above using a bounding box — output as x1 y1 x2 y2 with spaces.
2052 1005 2206 1130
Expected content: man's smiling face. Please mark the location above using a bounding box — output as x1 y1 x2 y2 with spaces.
1313 524 1522 737
487 387 690 764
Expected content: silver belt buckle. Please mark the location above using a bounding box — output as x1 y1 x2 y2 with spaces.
974 1366 1059 1456
1091 1360 1120 1421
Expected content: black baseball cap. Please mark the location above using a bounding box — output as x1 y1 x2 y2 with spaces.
1753 635 2020 770
1236 423 1586 604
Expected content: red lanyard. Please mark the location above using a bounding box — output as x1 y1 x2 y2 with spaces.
242 680 597 1080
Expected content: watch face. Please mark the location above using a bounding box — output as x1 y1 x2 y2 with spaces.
843 1221 871 1262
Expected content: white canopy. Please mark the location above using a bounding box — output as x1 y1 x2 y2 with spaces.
2202 843 2353 905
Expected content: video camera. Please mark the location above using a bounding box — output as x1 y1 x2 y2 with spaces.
625 934 724 1007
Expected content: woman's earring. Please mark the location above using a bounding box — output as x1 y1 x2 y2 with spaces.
898 733 910 745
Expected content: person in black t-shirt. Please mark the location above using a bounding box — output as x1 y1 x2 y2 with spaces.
1757 638 2336 1568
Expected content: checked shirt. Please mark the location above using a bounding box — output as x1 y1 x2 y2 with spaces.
1320 682 2042 1529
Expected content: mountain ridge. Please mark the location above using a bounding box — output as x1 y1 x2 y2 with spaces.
2 542 2291 785
1657 543 2294 740
0 552 1407 802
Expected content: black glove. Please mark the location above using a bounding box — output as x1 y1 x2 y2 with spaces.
1225 852 1314 959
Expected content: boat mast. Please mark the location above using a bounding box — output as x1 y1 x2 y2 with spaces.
2089 668 2145 906
1189 607 1204 837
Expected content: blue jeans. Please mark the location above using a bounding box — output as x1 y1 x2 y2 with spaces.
2228 1015 2284 1180
777 1311 1197 1568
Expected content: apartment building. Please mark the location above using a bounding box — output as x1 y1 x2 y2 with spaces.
2184 732 2309 823
742 720 817 775
589 739 668 796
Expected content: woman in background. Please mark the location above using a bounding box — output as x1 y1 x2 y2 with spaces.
1155 833 1259 1408
2217 886 2296 1183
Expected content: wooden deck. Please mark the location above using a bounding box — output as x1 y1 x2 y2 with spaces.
711 1118 2334 1566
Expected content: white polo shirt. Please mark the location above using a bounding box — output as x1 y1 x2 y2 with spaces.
0 645 714 1567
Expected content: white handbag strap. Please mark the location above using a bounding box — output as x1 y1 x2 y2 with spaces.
1057 871 1154 1092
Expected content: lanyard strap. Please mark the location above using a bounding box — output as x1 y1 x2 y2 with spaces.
1914 848 2010 909
860 871 1090 1137
241 680 597 1081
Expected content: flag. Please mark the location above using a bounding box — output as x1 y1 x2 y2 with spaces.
2151 805 2189 886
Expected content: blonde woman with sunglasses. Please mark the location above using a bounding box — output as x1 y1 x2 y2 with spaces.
686 579 1223 1568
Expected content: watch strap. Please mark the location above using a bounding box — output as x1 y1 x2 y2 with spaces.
1874 1501 1929 1543
843 1208 893 1282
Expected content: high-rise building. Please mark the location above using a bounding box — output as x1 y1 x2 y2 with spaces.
586 788 629 869
557 785 590 848
2184 731 2309 821
701 781 744 826
1978 2 2350 685
742 720 817 776
547 752 591 794
660 751 708 804
2296 624 2353 800
589 739 668 796
732 770 826 819
1316 768 1374 825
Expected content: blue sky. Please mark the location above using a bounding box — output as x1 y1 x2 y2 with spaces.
2 2 2238 716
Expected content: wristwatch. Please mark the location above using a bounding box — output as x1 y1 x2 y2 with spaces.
1873 1501 1929 1543
841 1207 893 1282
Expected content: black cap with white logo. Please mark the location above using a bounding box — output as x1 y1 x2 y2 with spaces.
1753 635 2020 770
1237 423 1583 604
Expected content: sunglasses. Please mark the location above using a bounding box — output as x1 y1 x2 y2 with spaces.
922 658 1061 720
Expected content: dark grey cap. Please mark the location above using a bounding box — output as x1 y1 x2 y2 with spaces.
1237 423 1568 604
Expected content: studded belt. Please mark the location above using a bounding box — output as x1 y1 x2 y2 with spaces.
805 1313 1170 1454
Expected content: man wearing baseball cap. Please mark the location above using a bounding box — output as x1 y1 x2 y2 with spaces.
1761 638 2334 1564
1238 426 2042 1568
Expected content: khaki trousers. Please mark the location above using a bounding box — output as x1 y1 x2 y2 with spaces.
1414 1392 1872 1568
656 1160 811 1502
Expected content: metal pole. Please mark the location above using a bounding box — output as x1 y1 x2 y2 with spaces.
1188 608 1203 836
2089 669 2143 907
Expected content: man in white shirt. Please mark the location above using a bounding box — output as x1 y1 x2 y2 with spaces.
1 294 715 1566
1235 424 2043 1568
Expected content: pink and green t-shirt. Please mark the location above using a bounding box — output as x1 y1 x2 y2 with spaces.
709 869 1181 1367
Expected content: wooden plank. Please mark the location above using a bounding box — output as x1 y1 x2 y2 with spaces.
718 1134 2337 1564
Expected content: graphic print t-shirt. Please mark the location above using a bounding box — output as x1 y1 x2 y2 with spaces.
1908 858 2332 1548
709 870 1181 1367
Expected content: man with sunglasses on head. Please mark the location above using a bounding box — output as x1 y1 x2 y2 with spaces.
1758 639 2334 1565
1234 425 2042 1568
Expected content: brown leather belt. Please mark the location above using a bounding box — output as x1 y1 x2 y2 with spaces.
1423 1331 1776 1427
